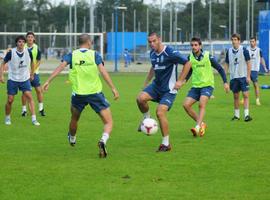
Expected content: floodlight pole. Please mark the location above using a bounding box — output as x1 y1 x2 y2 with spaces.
169 0 173 43
229 0 231 37
160 0 163 40
69 0 72 52
233 0 237 33
133 9 136 62
209 0 213 54
90 0 94 35
251 0 254 36
146 7 149 51
74 0 77 48
114 7 118 72
191 1 194 38
247 0 250 40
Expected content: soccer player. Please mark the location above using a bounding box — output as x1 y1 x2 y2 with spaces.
225 33 252 122
247 37 268 106
0 35 40 126
21 32 45 116
43 34 119 158
136 32 191 152
180 37 229 137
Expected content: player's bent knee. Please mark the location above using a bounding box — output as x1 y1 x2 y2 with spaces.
7 97 14 104
156 109 166 119
243 93 249 98
137 96 146 105
183 101 192 110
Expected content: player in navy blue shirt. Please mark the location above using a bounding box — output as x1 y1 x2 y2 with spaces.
136 32 191 152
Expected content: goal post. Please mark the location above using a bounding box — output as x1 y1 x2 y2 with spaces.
0 32 104 58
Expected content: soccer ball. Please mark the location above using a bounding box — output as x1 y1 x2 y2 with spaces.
141 118 158 135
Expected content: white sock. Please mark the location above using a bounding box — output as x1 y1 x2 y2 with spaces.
244 109 249 117
6 115 11 120
143 111 150 119
162 135 169 146
70 135 76 143
101 132 110 144
234 109 240 118
22 105 27 112
195 124 200 132
32 115 37 122
38 103 44 111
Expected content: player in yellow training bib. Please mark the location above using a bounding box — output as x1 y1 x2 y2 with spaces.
43 34 119 158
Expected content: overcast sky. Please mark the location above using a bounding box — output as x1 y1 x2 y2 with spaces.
52 0 190 6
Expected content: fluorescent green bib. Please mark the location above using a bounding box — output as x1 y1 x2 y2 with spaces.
189 51 214 88
25 43 39 73
69 49 102 95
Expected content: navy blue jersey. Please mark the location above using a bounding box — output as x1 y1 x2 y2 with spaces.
150 46 188 93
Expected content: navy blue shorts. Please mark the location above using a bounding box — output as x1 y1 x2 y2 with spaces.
230 77 249 93
250 71 258 83
71 92 110 113
187 86 214 101
7 79 31 95
143 83 176 110
31 73 41 87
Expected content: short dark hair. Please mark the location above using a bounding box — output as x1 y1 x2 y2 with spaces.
148 32 160 38
231 33 241 41
26 31 35 37
15 35 26 43
250 36 257 41
78 34 91 45
191 37 202 45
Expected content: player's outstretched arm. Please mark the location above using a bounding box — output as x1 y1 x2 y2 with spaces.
174 61 192 90
43 61 68 91
210 56 229 93
0 61 5 83
98 64 119 100
261 57 268 73
246 60 251 84
143 67 154 88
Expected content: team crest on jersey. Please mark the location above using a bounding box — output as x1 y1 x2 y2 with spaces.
160 55 164 63
234 58 239 65
154 64 166 70
79 60 85 65
18 60 26 68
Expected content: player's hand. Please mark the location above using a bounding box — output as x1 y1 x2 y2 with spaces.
246 77 251 84
0 76 4 83
30 73 34 81
174 80 184 90
224 83 229 93
112 88 119 100
43 81 50 91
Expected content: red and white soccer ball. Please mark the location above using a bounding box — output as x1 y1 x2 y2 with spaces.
141 118 158 135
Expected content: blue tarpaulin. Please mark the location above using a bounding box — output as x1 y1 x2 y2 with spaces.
259 10 270 71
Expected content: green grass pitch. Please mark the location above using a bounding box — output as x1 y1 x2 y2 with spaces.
0 73 270 200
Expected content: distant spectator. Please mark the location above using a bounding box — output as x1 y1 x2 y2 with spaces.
123 49 131 68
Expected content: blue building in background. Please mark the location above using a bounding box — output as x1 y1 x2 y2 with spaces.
259 10 270 71
106 32 147 60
